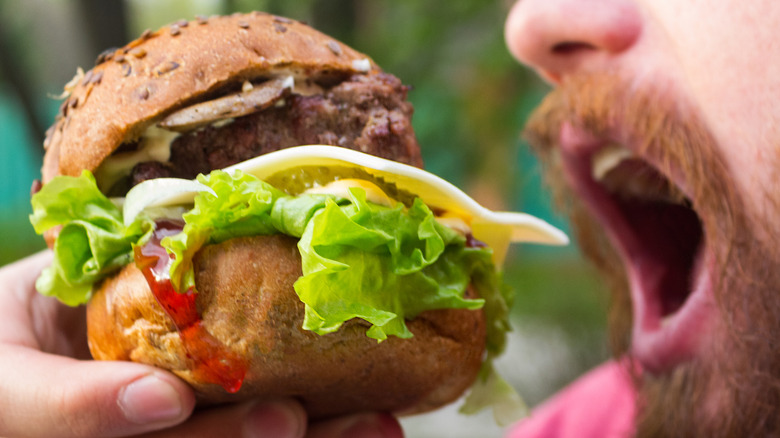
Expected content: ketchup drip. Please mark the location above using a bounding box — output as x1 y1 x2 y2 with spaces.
134 220 247 393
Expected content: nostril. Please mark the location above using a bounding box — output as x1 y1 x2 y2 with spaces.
505 0 643 80
552 41 597 55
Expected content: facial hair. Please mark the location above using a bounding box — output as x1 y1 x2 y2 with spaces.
522 74 780 437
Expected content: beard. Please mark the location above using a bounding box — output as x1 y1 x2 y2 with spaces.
523 74 780 437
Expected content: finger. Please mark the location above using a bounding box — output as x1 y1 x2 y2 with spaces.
0 250 91 358
0 345 195 438
0 250 52 287
306 413 404 438
138 399 306 438
0 251 55 347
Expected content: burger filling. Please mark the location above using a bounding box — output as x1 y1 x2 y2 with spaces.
97 72 420 196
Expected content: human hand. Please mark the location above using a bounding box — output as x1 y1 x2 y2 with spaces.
0 251 403 438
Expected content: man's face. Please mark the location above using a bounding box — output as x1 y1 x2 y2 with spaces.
505 0 780 435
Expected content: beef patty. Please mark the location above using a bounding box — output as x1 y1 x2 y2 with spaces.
122 72 421 192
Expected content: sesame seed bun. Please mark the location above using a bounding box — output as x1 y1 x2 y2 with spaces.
42 12 376 183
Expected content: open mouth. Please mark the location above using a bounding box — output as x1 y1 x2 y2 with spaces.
557 122 716 374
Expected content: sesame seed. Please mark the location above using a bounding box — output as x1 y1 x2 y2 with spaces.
155 61 180 75
352 58 371 72
140 29 152 39
170 25 181 36
139 88 150 100
69 97 78 108
273 22 287 33
176 19 189 27
273 16 293 24
115 54 125 63
43 129 54 149
130 48 146 58
90 71 103 85
95 47 117 65
82 70 94 86
238 20 249 29
122 63 132 77
196 15 208 24
327 41 342 56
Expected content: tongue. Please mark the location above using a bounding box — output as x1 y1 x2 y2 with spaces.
620 198 703 318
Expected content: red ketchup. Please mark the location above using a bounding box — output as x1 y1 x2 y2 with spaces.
134 220 247 393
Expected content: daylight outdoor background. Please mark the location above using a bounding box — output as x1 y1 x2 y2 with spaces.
0 1 610 436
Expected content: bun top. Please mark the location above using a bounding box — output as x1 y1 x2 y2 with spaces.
42 12 378 183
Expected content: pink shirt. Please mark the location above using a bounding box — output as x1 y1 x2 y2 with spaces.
507 360 637 438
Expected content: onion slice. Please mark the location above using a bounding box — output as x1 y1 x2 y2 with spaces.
124 178 214 227
158 76 293 132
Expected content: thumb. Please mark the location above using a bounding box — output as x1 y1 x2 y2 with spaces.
0 345 195 438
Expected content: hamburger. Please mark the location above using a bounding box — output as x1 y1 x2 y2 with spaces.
29 12 567 420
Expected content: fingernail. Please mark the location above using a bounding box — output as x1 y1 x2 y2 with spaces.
342 414 403 438
244 400 305 438
119 374 184 424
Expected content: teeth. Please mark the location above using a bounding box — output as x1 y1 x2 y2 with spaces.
592 145 688 205
592 144 635 181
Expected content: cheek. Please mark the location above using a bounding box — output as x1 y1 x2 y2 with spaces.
644 0 780 222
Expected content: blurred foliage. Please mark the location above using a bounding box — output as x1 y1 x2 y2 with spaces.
507 255 608 335
0 86 48 266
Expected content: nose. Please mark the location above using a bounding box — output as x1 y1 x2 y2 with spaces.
505 0 642 83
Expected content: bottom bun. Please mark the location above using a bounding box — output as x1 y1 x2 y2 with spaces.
87 234 486 418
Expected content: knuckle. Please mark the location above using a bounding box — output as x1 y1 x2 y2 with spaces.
51 383 106 437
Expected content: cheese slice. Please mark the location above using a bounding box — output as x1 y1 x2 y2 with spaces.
124 145 568 265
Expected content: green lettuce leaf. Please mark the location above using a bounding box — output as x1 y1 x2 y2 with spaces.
29 171 151 305
295 188 485 340
460 362 528 426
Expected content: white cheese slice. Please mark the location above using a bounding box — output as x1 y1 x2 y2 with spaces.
124 145 568 265
225 146 569 262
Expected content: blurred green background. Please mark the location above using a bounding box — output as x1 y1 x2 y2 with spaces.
0 1 609 436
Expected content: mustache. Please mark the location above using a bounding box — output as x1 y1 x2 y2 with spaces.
522 74 742 266
520 74 744 355
525 75 726 203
